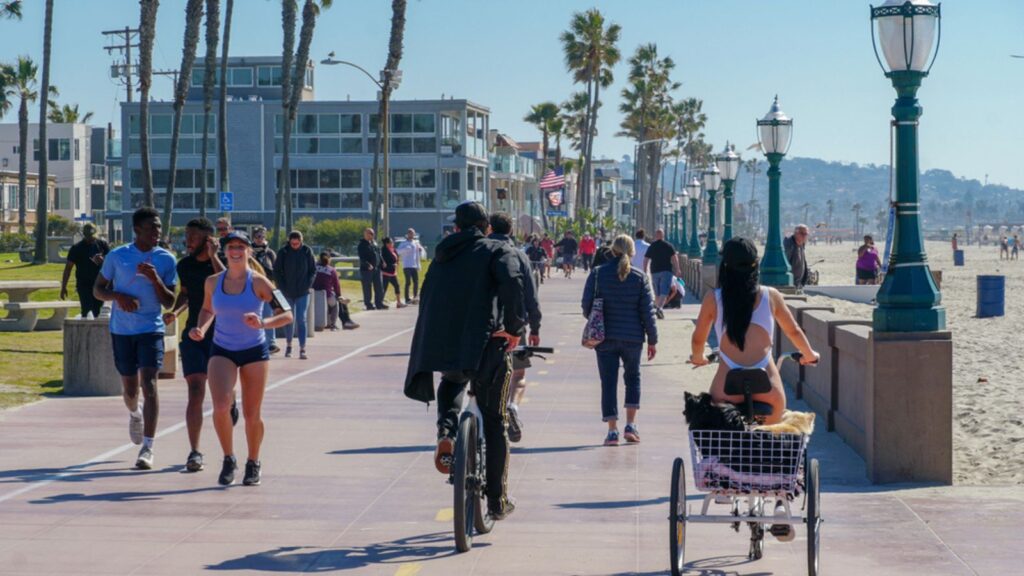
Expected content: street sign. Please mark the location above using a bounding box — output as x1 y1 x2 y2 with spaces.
219 191 233 212
546 210 568 217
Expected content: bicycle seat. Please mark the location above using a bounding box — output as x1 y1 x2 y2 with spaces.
724 368 775 420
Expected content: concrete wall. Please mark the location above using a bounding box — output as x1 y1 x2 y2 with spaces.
833 324 872 458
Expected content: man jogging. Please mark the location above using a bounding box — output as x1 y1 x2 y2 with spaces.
163 217 236 472
61 222 110 317
405 201 526 521
487 213 542 444
93 207 177 470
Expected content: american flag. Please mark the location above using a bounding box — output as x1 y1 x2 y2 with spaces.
539 166 565 190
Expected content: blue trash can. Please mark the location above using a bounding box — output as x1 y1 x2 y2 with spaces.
953 249 964 266
977 275 1005 318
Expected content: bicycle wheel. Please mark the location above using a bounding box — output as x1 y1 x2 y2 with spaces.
669 457 687 576
453 414 477 553
748 497 765 560
806 457 820 576
473 436 494 534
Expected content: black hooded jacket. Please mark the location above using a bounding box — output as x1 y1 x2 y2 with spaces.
404 228 527 403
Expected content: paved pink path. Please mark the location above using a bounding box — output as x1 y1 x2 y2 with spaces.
0 275 1021 575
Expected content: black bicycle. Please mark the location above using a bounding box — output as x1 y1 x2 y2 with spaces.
451 345 554 552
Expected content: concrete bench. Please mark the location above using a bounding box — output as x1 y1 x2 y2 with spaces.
0 301 79 331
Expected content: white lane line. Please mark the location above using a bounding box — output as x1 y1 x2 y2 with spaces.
0 327 414 505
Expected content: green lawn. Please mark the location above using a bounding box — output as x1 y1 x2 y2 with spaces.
0 252 427 409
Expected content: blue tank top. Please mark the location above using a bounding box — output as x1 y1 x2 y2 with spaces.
212 270 266 351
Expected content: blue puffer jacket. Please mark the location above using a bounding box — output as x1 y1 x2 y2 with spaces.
581 263 658 345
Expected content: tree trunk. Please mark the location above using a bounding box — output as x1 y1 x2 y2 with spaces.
274 0 295 248
371 115 381 234
162 0 203 238
32 0 53 263
584 77 602 213
217 0 233 217
576 79 592 214
286 0 318 234
138 0 160 209
200 0 220 220
17 98 27 234
377 0 407 239
539 128 548 231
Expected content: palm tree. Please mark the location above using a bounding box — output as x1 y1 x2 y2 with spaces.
272 0 294 247
524 101 558 230
217 0 234 218
547 116 564 167
46 103 92 124
31 0 53 263
560 8 620 212
371 0 403 238
826 198 834 236
673 97 706 179
0 1 21 20
137 0 160 208
851 202 863 237
4 57 36 234
561 91 589 192
801 202 811 226
200 0 220 219
161 0 203 238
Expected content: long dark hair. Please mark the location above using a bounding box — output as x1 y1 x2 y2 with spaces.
717 237 760 351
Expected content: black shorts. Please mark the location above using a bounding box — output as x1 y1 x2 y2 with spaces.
111 333 165 377
180 335 213 377
856 268 878 281
211 341 270 367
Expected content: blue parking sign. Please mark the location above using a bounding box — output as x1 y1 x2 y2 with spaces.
219 191 233 212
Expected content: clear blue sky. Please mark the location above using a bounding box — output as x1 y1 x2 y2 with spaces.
2 0 1022 188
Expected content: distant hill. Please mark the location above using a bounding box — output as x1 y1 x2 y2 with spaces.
612 156 1024 236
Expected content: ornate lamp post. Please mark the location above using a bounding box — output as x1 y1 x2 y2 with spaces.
702 164 722 265
757 96 794 286
686 177 702 259
716 143 741 242
676 196 688 252
870 0 945 332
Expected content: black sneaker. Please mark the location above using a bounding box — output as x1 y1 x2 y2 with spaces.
243 459 261 486
218 455 237 486
488 496 516 521
507 405 523 444
230 398 239 427
269 343 281 354
656 308 665 320
185 450 204 472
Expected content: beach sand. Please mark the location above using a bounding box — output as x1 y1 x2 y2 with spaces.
800 239 1023 485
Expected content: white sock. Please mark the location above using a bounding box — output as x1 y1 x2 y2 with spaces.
142 437 154 449
131 406 142 418
508 402 518 412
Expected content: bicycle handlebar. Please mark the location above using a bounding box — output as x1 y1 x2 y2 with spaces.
702 350 815 366
514 346 555 356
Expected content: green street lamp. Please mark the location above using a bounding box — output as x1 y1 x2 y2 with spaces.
686 177 702 259
702 164 722 265
679 192 690 253
870 0 945 331
671 205 679 246
716 142 741 242
757 96 794 287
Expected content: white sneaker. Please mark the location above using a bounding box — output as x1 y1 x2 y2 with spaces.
135 446 154 470
129 411 143 445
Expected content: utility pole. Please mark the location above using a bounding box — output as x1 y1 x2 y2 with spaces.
103 27 140 103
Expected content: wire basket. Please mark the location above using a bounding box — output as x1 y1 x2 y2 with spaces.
689 429 808 496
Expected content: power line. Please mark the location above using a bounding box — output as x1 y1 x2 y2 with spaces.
102 27 140 103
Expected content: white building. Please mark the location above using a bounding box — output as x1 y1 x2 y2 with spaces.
0 122 94 223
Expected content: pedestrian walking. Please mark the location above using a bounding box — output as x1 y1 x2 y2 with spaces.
380 237 406 308
61 222 110 317
631 229 651 273
784 224 811 288
554 231 579 278
856 235 881 285
540 233 554 279
579 232 597 271
93 207 178 469
643 228 681 319
189 231 294 486
581 234 658 447
272 231 316 359
250 226 279 353
405 201 526 521
358 228 386 310
397 228 424 304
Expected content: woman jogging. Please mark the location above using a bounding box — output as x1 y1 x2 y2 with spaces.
190 231 293 486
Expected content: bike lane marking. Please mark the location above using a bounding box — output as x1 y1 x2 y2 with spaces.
434 508 454 522
0 327 415 505
394 563 422 576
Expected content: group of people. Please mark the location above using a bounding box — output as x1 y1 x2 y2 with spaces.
357 227 425 310
519 231 600 281
999 234 1021 260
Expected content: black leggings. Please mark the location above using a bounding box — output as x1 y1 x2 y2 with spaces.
383 274 401 301
403 268 419 300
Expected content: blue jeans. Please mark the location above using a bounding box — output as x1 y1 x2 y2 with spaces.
262 301 277 346
595 339 642 422
283 293 309 349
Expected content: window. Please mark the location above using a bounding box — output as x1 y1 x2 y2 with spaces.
298 114 317 134
341 193 362 208
7 184 18 209
129 115 140 135
27 185 37 207
33 139 40 161
257 65 283 87
56 188 71 210
305 67 314 89
296 137 318 154
391 169 414 188
413 137 436 153
415 169 435 189
389 169 435 189
318 138 340 154
339 114 360 134
48 139 71 161
151 114 172 135
467 166 478 191
368 113 380 135
442 169 461 207
319 169 340 189
390 114 413 133
413 114 435 133
75 187 80 210
297 169 319 189
74 139 81 161
390 138 412 154
131 169 212 190
318 114 339 134
228 67 253 86
341 138 362 154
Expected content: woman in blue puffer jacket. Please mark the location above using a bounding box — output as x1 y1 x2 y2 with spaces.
582 234 658 447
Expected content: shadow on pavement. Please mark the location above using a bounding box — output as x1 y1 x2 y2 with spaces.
206 532 467 572
605 555 769 576
511 445 595 455
30 483 229 504
0 460 158 485
556 496 675 509
328 445 432 455
366 352 410 358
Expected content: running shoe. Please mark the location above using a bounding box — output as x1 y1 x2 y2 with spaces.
487 496 516 521
185 450 204 472
135 446 154 470
397 301 407 309
230 397 239 426
284 346 293 358
624 423 641 443
603 429 620 447
242 459 261 486
656 308 665 320
507 405 523 443
434 435 455 474
342 321 360 330
218 455 237 486
299 349 308 360
128 410 144 445
377 303 390 310
269 343 281 354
